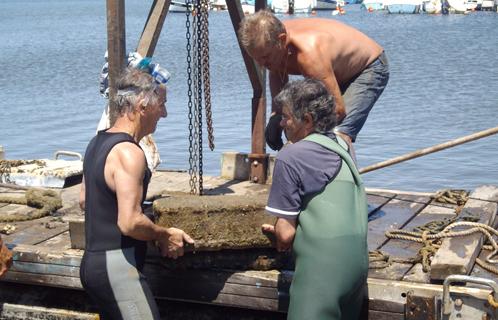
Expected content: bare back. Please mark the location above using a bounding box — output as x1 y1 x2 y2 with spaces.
283 18 383 84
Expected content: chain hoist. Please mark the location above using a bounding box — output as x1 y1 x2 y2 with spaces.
185 0 213 195
200 0 214 151
185 0 198 195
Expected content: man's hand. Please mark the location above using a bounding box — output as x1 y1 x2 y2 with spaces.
262 221 295 252
158 228 194 259
0 240 12 278
265 114 284 151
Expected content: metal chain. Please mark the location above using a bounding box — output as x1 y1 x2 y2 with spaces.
200 0 214 151
185 0 197 195
195 0 203 195
192 10 200 195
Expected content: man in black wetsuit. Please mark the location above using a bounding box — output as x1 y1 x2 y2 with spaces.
79 68 194 319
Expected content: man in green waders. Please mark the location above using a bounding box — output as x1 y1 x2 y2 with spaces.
262 79 368 320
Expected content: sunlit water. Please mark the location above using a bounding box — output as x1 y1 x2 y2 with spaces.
1 0 497 192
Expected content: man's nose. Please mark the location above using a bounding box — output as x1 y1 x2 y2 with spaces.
162 105 167 118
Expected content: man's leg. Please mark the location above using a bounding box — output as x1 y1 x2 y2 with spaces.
334 52 390 148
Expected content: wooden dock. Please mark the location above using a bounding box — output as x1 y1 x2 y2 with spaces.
1 171 498 319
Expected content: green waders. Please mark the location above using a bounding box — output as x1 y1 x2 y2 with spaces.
287 134 368 320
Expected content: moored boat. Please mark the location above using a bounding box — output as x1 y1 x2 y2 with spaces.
386 0 422 13
422 0 442 13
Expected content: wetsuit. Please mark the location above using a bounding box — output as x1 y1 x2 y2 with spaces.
80 130 159 320
266 133 368 320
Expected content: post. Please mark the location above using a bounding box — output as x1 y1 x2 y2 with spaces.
227 0 269 184
137 0 171 58
106 0 127 126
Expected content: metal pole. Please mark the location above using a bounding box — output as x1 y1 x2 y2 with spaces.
359 126 498 174
106 0 127 126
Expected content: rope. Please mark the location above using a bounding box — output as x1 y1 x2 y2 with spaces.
433 189 469 206
488 293 498 309
384 221 498 274
0 188 62 222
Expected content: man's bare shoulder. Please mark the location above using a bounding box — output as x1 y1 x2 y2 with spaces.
284 18 345 33
108 141 145 175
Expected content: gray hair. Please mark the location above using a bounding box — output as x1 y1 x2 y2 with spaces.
113 68 163 114
274 79 337 134
238 9 286 52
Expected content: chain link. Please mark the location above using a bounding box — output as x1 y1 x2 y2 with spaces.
185 0 212 195
195 0 204 195
185 0 197 195
200 0 214 151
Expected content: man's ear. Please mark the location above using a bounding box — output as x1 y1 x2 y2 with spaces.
278 32 287 48
304 113 314 130
137 97 148 114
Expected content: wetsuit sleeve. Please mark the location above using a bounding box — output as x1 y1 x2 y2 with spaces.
265 159 301 219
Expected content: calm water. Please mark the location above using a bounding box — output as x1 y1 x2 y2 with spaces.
1 0 497 192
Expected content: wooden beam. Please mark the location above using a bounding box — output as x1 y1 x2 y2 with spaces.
430 186 498 281
0 303 98 320
227 0 268 184
106 0 127 126
137 0 171 58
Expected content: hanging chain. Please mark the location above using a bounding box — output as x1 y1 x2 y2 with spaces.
185 0 213 195
185 0 197 195
195 0 204 195
200 0 214 151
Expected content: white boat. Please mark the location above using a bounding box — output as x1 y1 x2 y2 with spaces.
465 0 478 10
361 0 385 10
447 0 468 12
270 0 315 13
422 0 442 12
313 0 337 10
210 0 227 10
386 0 422 13
480 0 494 9
169 1 194 13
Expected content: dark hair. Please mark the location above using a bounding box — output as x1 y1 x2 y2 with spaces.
274 79 336 133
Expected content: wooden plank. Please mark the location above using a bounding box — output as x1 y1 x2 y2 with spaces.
0 303 99 320
136 0 171 58
368 194 394 215
0 203 37 220
368 310 404 320
36 230 71 251
369 262 413 281
3 216 68 246
10 244 82 266
10 261 79 278
1 270 82 289
430 186 498 281
368 198 426 251
373 205 456 282
106 0 126 125
469 248 498 285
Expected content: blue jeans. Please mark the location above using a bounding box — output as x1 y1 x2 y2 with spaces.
335 51 389 142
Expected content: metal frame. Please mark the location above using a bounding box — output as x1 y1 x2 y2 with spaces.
105 0 269 184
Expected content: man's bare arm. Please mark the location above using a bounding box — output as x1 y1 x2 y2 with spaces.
111 144 171 242
79 176 85 211
109 143 194 258
269 71 288 114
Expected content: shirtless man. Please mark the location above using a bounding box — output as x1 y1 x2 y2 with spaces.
239 10 389 152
